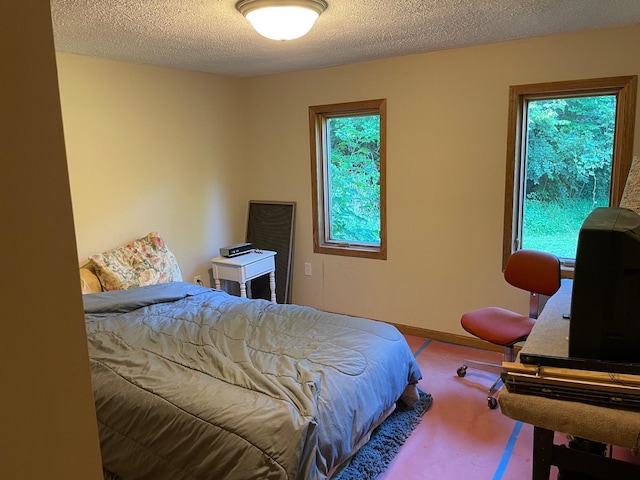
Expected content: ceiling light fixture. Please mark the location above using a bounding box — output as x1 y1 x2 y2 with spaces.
236 0 328 41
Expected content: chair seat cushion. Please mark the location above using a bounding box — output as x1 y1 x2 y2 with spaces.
461 306 535 346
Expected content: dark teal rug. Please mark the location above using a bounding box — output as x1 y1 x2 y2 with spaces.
103 390 432 480
333 390 432 480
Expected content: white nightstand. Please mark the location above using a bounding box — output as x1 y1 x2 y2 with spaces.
211 250 277 303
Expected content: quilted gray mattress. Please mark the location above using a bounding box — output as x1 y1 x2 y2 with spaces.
84 282 422 480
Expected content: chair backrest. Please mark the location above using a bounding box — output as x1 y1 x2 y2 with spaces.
504 249 561 297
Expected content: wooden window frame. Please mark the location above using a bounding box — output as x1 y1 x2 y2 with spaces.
309 99 387 260
503 76 637 273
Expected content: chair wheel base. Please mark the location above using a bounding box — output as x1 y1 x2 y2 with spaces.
456 363 499 410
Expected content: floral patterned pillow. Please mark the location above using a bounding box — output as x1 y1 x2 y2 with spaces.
88 232 183 291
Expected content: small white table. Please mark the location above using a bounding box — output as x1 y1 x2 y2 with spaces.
211 250 277 303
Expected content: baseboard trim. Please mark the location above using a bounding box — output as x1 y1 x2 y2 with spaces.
390 322 506 354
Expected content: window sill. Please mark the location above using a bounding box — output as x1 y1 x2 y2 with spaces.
314 243 386 260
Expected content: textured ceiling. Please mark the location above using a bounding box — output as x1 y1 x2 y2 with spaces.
51 0 640 78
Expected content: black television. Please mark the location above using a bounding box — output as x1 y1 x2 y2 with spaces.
569 206 640 363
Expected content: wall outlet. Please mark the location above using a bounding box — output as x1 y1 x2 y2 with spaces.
193 275 202 285
304 263 312 276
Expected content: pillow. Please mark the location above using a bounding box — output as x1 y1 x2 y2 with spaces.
80 267 102 294
620 155 640 215
88 232 183 291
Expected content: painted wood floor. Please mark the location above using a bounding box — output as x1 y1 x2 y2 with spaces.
377 335 640 480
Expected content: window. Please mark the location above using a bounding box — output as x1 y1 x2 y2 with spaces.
309 99 387 259
503 76 637 272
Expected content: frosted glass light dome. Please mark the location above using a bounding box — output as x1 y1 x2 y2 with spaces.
236 0 328 41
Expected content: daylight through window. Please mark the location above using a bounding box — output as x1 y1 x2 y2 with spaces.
309 99 387 259
503 76 637 271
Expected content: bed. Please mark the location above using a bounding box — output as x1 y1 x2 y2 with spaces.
81 233 423 480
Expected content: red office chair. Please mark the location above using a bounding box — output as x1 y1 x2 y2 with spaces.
456 249 561 409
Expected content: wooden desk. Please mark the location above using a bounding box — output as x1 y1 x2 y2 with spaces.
211 250 277 303
499 280 640 479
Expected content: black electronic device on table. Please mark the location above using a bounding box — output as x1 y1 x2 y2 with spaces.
519 207 640 376
568 207 640 365
220 242 253 258
519 352 640 376
512 209 640 410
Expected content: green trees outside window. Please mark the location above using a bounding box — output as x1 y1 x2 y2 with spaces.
522 95 616 258
503 76 637 270
327 115 381 244
309 99 387 259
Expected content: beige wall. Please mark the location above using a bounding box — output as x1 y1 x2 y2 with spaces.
3 10 633 478
58 24 640 339
1 2 102 479
57 54 248 283
240 24 640 332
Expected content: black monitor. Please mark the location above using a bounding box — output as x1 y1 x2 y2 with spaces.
569 207 640 363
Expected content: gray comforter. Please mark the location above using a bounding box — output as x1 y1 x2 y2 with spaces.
84 282 422 480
